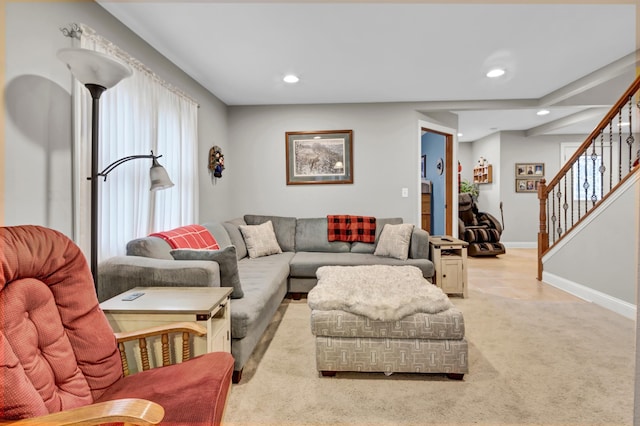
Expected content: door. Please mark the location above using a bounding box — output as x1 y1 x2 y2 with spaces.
421 128 453 236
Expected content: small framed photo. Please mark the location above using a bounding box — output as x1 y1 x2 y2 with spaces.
285 130 353 185
421 155 427 178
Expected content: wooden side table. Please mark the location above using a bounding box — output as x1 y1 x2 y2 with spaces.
429 236 468 298
100 286 232 373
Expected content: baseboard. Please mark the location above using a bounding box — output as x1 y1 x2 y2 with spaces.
503 242 536 249
542 271 636 319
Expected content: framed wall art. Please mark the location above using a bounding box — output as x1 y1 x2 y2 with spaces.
285 130 353 185
515 162 544 193
515 162 544 178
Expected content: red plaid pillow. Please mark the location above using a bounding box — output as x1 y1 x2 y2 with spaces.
150 224 220 250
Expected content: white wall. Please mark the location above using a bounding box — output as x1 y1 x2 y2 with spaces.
4 2 229 240
225 104 440 225
471 132 501 223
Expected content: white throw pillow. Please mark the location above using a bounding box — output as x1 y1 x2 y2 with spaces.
239 220 283 258
373 223 414 261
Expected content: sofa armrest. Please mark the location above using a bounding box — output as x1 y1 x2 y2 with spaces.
97 256 221 302
409 228 430 260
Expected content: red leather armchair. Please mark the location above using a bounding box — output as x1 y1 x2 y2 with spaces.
0 225 234 425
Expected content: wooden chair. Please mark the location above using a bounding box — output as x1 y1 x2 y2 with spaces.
0 225 234 425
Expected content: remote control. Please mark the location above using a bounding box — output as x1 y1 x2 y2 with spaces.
122 292 144 301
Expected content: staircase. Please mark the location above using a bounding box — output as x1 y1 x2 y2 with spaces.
537 74 640 281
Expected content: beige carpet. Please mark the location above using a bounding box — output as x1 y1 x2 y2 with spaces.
225 254 635 425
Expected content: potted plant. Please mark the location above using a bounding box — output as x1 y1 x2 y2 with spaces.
459 179 479 202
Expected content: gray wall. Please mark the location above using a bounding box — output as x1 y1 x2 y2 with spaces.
4 2 230 240
544 176 638 305
224 104 437 224
459 131 586 244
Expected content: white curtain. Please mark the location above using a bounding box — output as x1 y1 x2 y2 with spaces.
72 24 198 262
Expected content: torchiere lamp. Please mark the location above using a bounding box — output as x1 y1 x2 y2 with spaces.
58 48 173 288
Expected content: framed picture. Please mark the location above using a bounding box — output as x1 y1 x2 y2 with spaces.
515 162 544 177
516 178 542 193
421 155 427 178
286 130 353 185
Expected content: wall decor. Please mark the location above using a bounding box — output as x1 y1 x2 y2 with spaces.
515 178 541 193
515 162 544 193
208 145 224 184
285 130 353 185
515 162 544 177
421 155 427 178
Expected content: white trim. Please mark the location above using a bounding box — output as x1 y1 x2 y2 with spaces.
543 170 640 261
542 271 636 319
503 242 536 248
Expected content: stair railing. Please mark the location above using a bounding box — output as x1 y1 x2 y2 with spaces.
537 74 640 280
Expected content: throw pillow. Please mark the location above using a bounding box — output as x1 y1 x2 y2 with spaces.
170 246 243 299
373 223 414 261
239 220 283 258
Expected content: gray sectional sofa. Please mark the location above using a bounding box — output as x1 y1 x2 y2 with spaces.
98 214 434 383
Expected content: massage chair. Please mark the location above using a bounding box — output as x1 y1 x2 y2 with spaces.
458 193 506 257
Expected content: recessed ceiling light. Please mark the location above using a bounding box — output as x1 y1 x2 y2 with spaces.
537 109 550 116
457 133 463 137
283 74 299 84
486 68 505 78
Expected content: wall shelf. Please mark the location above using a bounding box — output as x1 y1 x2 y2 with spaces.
473 164 492 184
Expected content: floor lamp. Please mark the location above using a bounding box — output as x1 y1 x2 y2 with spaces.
58 48 174 288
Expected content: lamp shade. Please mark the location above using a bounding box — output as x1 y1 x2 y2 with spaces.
150 159 174 191
57 48 132 89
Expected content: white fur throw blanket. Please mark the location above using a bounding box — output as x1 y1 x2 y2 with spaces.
308 265 453 322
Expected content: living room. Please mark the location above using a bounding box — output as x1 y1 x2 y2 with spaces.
2 1 639 424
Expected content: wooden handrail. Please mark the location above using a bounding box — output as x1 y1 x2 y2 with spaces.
537 72 640 280
544 74 640 192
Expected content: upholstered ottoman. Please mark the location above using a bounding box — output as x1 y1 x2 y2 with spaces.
308 265 468 379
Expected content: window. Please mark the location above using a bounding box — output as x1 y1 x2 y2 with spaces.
572 154 603 201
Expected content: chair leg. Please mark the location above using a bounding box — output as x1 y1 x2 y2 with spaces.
232 369 243 384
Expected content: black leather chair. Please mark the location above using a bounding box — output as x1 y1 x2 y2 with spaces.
458 193 506 256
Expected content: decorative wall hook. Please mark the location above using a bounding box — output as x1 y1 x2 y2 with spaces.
60 23 82 40
208 145 225 184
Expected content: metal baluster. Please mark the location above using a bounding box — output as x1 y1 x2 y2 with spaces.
570 166 574 227
557 187 562 237
609 121 613 191
590 140 597 207
563 175 568 235
551 187 556 243
618 112 623 182
599 130 605 200
576 154 581 221
583 150 588 214
627 96 635 172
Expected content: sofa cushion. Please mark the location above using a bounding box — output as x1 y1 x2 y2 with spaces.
239 221 283 258
350 217 403 254
202 222 232 249
296 218 351 253
374 223 414 261
222 218 248 260
289 251 433 280
244 214 296 252
126 236 173 260
230 253 293 339
149 224 220 250
170 246 244 299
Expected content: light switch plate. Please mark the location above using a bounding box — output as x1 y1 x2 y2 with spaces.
401 188 408 197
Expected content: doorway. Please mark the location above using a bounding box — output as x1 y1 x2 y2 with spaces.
421 128 453 236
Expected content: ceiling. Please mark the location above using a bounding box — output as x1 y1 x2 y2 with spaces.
97 1 638 142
